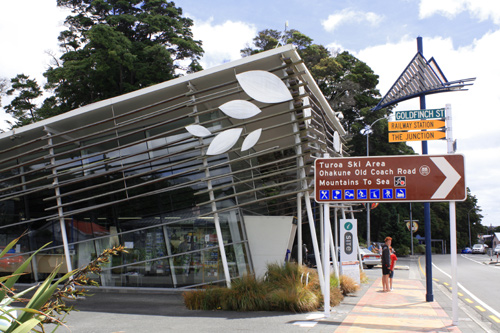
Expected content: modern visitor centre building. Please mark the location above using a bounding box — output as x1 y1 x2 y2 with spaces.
0 45 348 289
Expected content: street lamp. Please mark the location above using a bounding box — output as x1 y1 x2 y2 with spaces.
467 207 474 248
360 116 388 246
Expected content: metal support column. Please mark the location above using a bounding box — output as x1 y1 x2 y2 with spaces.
190 85 231 287
162 225 178 287
297 194 303 265
45 128 73 275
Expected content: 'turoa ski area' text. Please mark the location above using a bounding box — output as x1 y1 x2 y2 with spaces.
317 160 416 186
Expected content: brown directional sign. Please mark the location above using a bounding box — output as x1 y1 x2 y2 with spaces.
314 154 465 203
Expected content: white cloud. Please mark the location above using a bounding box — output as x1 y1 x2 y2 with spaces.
419 0 500 24
0 0 70 128
0 1 69 84
322 8 384 33
191 18 257 69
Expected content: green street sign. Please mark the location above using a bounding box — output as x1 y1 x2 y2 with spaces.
394 108 445 121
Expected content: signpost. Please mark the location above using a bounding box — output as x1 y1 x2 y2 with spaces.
394 108 445 121
388 119 445 131
405 220 418 232
388 130 446 142
339 219 360 285
314 154 466 203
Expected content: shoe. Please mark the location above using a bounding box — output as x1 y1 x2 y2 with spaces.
390 288 393 291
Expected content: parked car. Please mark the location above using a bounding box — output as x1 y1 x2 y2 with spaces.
359 247 381 269
472 243 487 254
494 244 500 255
461 247 472 254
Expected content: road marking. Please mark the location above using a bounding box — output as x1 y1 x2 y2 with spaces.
458 292 464 296
432 262 500 320
443 282 449 286
490 315 500 324
476 306 486 312
433 278 439 281
465 298 473 304
461 254 500 270
292 321 318 328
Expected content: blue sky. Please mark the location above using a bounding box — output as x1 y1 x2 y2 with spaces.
176 0 493 52
1 0 499 228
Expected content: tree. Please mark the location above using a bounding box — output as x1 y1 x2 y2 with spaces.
0 77 8 108
242 28 489 252
42 0 204 115
242 28 413 157
456 189 484 248
3 74 42 127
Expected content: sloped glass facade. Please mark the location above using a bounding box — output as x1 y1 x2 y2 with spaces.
0 45 345 289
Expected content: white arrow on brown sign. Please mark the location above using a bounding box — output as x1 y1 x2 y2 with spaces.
430 157 462 199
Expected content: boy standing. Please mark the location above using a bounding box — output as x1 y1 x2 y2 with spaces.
381 237 392 292
389 248 398 291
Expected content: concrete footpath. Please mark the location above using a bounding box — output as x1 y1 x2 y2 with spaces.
51 257 492 332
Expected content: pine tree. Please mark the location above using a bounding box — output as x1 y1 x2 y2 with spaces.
43 0 204 114
3 74 42 127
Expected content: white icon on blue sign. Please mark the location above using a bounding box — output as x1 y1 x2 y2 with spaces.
383 189 393 199
370 189 380 199
320 190 329 200
357 189 367 199
344 190 355 199
332 190 342 200
396 189 406 199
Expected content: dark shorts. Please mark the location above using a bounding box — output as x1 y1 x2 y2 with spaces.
389 270 394 278
382 266 391 275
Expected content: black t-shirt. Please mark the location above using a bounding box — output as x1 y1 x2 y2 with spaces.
381 244 390 268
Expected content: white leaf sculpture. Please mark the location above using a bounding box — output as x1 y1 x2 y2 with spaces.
241 128 262 151
236 70 293 103
333 131 341 153
206 128 243 155
219 100 261 119
186 124 212 137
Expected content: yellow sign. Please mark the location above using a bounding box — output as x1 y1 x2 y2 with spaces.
389 130 446 142
388 119 446 131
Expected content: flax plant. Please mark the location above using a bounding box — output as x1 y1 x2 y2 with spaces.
0 235 127 333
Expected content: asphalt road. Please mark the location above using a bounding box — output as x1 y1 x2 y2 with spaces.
424 253 500 331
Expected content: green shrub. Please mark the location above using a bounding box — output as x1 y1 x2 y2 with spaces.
415 244 426 254
396 245 410 256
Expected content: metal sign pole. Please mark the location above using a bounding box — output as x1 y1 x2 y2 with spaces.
446 103 459 324
418 36 434 303
410 203 414 255
323 203 330 317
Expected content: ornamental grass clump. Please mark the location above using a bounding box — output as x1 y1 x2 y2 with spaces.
226 274 268 311
339 274 360 296
182 262 349 312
